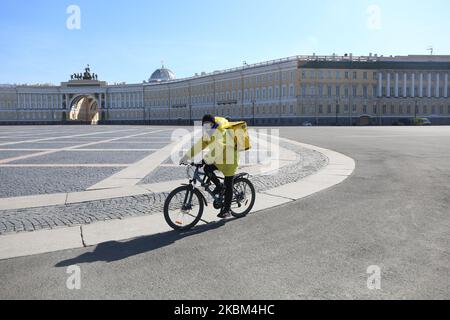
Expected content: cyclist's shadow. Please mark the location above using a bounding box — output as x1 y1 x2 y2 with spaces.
55 220 229 267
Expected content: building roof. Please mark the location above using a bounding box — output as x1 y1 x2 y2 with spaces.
149 66 176 83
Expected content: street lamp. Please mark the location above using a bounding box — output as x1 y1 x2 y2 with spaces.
377 97 382 126
314 96 319 126
414 99 419 125
252 99 256 126
335 98 339 126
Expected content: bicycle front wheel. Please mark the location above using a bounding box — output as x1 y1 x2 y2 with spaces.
164 186 204 231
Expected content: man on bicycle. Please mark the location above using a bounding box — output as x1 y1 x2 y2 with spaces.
180 115 239 219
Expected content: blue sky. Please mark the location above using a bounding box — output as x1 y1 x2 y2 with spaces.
1 0 449 84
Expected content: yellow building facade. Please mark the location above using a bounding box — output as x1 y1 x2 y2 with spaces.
1 55 449 125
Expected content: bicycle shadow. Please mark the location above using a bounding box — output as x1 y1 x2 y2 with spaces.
55 219 229 267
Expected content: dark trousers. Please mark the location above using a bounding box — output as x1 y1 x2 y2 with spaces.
204 164 233 212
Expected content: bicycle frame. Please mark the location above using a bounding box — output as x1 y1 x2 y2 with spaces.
185 164 220 201
183 163 250 208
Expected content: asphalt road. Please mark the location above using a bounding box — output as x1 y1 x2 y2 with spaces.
0 126 449 299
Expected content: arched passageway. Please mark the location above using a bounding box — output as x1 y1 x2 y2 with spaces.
69 95 100 124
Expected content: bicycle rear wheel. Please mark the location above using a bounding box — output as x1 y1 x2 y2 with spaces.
164 186 204 231
231 177 256 218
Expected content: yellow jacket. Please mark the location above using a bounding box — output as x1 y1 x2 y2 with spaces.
186 117 239 177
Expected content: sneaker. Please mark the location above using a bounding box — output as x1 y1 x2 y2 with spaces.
217 209 232 219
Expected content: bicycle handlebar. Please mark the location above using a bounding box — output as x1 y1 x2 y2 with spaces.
180 162 204 168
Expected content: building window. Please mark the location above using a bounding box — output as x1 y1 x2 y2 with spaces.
383 105 387 114
327 86 332 97
373 72 378 80
345 71 349 79
344 105 349 112
328 104 332 114
352 104 357 113
363 105 367 113
363 72 368 80
390 105 395 114
353 86 357 97
353 72 357 80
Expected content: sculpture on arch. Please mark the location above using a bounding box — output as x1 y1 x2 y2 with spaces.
70 65 100 81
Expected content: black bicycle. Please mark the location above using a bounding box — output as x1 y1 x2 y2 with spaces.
163 163 256 231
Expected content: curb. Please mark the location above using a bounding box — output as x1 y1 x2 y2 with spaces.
0 137 355 260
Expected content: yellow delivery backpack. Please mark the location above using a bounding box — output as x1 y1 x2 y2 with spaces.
225 121 252 152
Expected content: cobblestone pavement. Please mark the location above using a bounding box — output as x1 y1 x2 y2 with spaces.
0 150 38 160
9 151 153 165
0 167 122 198
0 146 327 235
0 126 328 235
0 126 172 198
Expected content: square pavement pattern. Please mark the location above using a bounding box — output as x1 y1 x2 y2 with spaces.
0 126 174 198
0 125 328 235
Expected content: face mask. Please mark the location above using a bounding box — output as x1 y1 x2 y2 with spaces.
203 123 216 137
